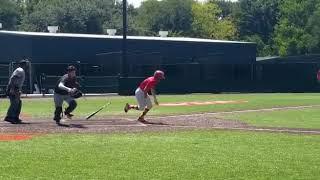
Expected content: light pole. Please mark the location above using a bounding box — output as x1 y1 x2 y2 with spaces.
122 0 128 77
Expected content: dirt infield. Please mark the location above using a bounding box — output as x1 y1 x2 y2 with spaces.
0 116 247 134
1 106 320 138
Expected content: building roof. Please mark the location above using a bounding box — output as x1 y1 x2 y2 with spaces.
256 56 279 61
256 54 320 63
0 30 254 44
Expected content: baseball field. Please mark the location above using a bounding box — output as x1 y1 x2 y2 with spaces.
0 93 320 179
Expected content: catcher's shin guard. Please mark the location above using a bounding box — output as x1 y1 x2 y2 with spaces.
65 100 77 114
54 106 62 121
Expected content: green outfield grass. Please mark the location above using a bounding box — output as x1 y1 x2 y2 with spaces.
0 131 319 179
220 107 320 129
1 93 320 118
1 93 320 179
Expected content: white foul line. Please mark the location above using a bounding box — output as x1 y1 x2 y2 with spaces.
151 105 320 119
211 127 320 134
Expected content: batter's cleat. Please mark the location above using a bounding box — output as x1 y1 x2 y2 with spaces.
137 116 148 123
124 103 130 113
64 112 74 119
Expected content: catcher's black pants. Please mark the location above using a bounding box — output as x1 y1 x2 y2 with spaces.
5 95 22 120
53 93 77 119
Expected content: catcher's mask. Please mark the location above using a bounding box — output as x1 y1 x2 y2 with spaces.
67 65 76 72
67 65 77 78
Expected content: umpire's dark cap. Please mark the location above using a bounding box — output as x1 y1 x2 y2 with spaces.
18 59 29 65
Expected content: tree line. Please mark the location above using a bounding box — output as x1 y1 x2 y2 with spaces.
1 0 320 57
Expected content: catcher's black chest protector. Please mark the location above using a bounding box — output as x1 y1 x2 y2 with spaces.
54 74 79 95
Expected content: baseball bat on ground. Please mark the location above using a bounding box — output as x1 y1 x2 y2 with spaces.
86 101 111 120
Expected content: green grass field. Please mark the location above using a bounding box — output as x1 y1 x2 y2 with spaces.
220 107 320 129
0 131 319 179
1 93 320 118
0 93 320 179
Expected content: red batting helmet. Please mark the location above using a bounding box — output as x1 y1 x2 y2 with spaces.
154 70 165 80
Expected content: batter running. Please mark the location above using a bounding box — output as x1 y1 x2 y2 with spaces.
124 70 165 123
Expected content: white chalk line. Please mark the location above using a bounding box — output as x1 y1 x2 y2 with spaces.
146 105 320 134
151 105 320 119
211 127 320 134
142 125 320 134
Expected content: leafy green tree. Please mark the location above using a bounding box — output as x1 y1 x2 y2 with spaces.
306 5 320 53
273 0 319 56
238 0 281 42
0 0 21 30
211 0 240 19
21 0 41 15
19 0 114 34
18 0 139 35
134 0 162 35
243 34 273 56
191 2 237 40
235 0 282 56
135 0 194 36
102 1 138 35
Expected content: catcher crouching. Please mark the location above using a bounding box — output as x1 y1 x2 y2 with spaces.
53 65 82 125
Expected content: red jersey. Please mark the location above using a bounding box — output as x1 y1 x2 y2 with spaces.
317 70 320 81
139 76 158 92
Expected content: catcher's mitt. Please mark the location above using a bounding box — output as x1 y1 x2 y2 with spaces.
70 89 83 99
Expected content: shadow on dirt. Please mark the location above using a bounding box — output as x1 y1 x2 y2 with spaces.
57 123 87 129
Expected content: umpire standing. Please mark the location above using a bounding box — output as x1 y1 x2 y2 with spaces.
53 65 82 125
4 59 29 124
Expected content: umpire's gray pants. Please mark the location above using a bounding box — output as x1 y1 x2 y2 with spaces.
54 93 75 107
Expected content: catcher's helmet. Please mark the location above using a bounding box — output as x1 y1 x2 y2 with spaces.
67 65 76 72
154 70 165 80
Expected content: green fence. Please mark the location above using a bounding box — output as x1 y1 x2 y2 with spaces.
3 60 320 95
0 62 119 94
119 62 320 95
119 63 255 95
40 75 118 94
0 63 10 94
253 63 319 92
34 63 119 94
